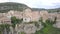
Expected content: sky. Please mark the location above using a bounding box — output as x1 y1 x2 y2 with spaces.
0 0 60 9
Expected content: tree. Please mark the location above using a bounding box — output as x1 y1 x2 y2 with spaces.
11 16 23 34
57 10 59 13
5 24 10 34
53 17 57 24
39 17 46 27
0 24 10 34
35 17 58 34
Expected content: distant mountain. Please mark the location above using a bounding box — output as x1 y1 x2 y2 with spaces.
31 8 46 11
31 8 60 13
0 2 29 13
47 8 60 13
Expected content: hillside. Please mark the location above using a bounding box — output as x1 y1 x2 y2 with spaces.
47 8 60 13
31 8 60 13
0 2 29 13
0 2 60 13
31 8 46 11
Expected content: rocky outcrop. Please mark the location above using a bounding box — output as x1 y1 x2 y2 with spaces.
24 24 36 34
15 23 42 34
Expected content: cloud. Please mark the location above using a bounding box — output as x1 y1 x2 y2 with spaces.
0 0 9 3
9 0 39 7
2 0 60 9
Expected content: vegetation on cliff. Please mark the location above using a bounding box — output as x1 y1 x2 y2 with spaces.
35 17 60 34
0 2 29 13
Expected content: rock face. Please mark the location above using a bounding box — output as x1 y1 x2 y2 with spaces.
23 8 40 22
24 24 36 34
0 8 60 29
1 8 60 23
40 11 49 22
15 23 42 34
53 21 60 28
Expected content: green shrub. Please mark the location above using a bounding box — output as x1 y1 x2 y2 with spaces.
35 17 60 34
19 32 26 34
